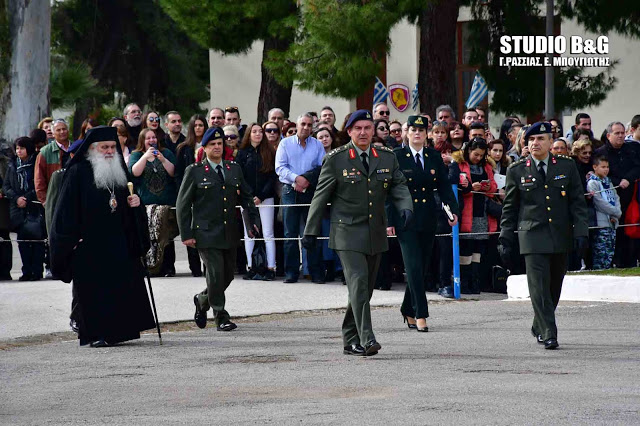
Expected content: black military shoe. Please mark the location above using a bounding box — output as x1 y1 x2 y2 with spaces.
217 321 237 332
531 328 544 344
544 338 559 350
343 344 366 356
193 295 207 329
364 340 382 356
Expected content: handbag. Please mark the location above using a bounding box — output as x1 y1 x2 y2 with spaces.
251 239 268 275
18 212 45 240
492 265 509 294
485 197 503 219
624 182 640 239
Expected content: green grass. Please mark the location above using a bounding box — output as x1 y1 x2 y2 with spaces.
567 267 640 277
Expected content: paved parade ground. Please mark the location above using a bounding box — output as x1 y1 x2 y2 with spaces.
1 267 639 424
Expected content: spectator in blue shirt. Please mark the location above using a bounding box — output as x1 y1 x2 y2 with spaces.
275 113 325 283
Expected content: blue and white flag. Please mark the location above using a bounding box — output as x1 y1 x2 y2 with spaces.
373 77 388 105
465 72 488 109
411 83 419 111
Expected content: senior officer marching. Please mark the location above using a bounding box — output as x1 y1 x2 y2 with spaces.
387 115 459 332
499 121 588 350
177 127 260 332
302 110 413 356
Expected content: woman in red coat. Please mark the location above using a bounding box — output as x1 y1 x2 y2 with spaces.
452 137 497 294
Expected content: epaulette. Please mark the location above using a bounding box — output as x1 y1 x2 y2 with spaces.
376 145 394 153
508 157 527 168
555 154 572 161
192 161 204 167
326 144 349 157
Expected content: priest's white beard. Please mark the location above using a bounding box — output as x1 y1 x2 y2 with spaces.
127 117 142 127
87 148 128 190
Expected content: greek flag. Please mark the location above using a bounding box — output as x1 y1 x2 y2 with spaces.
373 77 388 104
411 83 419 111
465 72 488 108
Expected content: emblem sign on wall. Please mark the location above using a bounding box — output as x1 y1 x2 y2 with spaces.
388 83 410 112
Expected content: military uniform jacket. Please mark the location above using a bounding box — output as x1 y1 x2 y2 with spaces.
500 154 588 254
176 160 259 249
387 146 459 232
304 141 413 255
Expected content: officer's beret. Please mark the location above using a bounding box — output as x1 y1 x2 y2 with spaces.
345 109 374 129
201 126 224 147
524 121 552 140
407 115 427 129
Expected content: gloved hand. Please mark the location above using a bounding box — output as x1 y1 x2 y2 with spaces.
301 235 317 250
573 236 589 258
498 237 515 271
399 209 413 230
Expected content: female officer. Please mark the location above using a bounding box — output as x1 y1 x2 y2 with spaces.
386 116 459 332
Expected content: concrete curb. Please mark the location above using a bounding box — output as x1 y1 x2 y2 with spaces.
507 273 640 303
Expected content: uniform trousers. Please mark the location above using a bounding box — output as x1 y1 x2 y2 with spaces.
197 247 237 324
524 253 567 341
398 229 435 319
337 250 381 346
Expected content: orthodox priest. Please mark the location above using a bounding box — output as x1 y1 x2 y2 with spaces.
50 126 156 347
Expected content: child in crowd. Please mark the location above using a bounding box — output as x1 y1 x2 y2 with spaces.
586 155 621 270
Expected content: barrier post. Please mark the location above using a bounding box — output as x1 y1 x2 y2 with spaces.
451 184 461 299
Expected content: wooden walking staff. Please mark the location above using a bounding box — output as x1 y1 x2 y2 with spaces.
128 182 163 345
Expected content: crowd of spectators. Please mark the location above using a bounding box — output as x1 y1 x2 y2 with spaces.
0 103 638 293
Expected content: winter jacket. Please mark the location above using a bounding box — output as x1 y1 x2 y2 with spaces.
586 175 622 229
3 154 42 231
452 151 498 233
235 146 277 201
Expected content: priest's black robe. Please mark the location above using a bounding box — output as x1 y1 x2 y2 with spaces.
50 159 156 346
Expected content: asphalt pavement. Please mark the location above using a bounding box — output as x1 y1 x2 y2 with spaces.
1 243 638 424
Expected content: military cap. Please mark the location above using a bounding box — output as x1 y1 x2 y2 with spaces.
524 121 552 140
407 115 428 129
345 109 374 129
201 126 225 147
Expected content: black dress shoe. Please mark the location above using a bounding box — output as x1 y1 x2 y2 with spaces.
193 295 207 329
217 321 237 332
164 269 176 277
311 277 325 284
364 340 381 356
531 328 544 344
544 338 559 350
69 319 79 333
283 276 298 283
90 339 111 348
343 344 366 356
440 286 455 299
191 271 203 277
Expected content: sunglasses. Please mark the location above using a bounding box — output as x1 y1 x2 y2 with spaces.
225 135 238 140
377 126 389 131
264 128 279 133
286 129 296 135
378 110 390 116
390 128 402 134
148 117 160 123
225 106 239 113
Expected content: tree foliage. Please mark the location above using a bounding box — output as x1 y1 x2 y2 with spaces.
50 58 104 109
468 0 618 116
52 0 210 120
556 0 640 38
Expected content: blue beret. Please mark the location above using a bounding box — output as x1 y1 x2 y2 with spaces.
524 121 552 140
201 126 224 147
407 115 427 129
345 109 374 129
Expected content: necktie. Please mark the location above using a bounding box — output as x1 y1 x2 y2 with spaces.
538 162 546 181
415 153 423 170
361 152 369 173
216 165 224 182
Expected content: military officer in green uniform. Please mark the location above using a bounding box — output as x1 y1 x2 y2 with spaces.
177 127 260 332
387 115 459 332
302 110 413 356
499 122 588 350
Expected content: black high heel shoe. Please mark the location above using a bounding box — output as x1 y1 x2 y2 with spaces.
403 315 417 329
416 318 429 333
